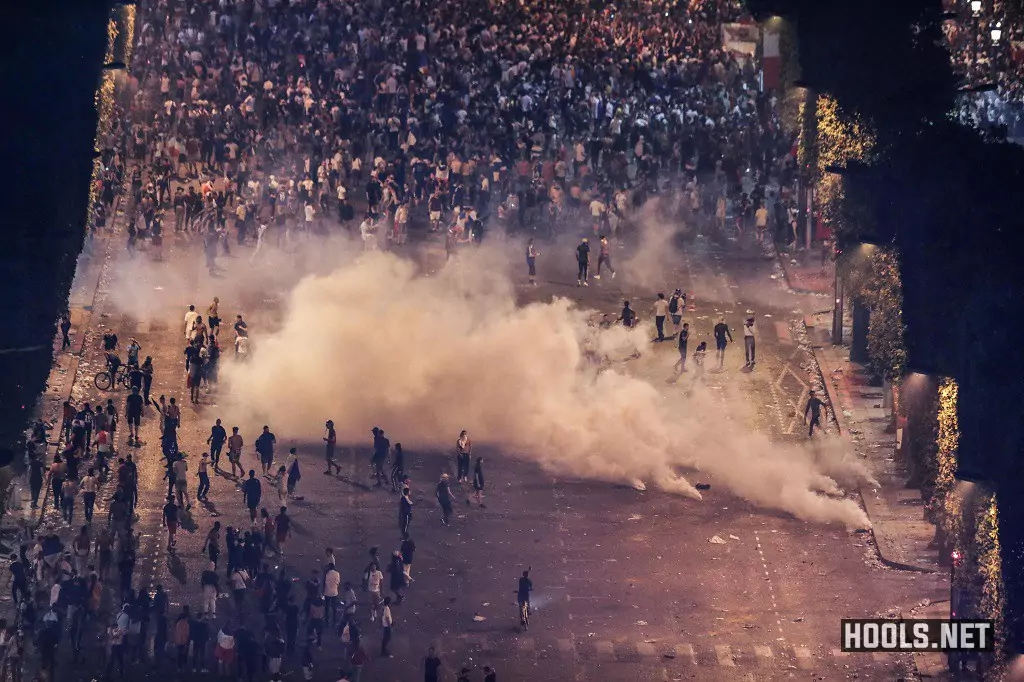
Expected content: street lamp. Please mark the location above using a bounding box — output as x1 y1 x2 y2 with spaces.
971 0 982 16
991 21 1002 44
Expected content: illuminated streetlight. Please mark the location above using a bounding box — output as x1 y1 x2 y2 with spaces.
991 21 1002 44
971 0 982 16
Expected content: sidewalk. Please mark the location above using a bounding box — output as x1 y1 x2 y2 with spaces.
777 244 834 294
804 312 940 574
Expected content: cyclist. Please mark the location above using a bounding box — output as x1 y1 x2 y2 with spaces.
105 352 122 382
517 570 533 629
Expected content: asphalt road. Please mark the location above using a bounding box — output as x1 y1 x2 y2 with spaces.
46 221 945 682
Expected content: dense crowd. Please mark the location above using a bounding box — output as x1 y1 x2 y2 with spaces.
91 0 794 258
944 0 1024 136
11 0 808 680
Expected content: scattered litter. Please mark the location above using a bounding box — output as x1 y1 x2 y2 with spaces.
695 483 711 491
482 603 490 607
729 535 740 541
769 274 778 279
763 313 772 318
709 535 727 545
628 514 643 521
473 615 486 622
793 617 804 623
631 480 647 491
636 621 648 626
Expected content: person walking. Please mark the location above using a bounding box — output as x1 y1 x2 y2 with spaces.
436 474 454 527
197 452 211 501
470 457 485 508
424 646 442 682
456 430 472 483
668 289 685 334
399 487 413 536
743 316 756 367
575 237 590 286
207 419 227 469
674 323 690 372
125 387 144 445
323 420 341 475
400 534 416 583
804 390 828 436
162 496 179 550
593 235 615 279
201 562 220 617
693 341 708 381
653 293 669 342
380 597 394 658
242 471 262 524
227 427 244 479
255 425 277 477
713 318 733 369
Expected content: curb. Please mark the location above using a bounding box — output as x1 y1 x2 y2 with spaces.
903 601 953 678
804 326 936 574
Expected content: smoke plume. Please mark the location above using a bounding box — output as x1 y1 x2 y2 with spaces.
217 246 873 528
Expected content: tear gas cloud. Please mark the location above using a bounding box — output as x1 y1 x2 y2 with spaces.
217 245 874 528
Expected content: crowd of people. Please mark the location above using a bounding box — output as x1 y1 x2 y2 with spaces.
13 0 818 679
89 0 796 261
944 0 1024 137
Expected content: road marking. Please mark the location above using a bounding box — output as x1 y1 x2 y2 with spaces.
674 643 697 665
794 646 813 669
754 533 787 644
636 641 657 657
753 645 774 665
715 644 736 667
832 649 850 659
872 652 891 663
595 640 614 659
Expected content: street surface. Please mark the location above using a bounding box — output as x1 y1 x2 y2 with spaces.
43 222 945 681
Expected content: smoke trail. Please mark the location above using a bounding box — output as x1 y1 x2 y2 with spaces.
218 247 872 528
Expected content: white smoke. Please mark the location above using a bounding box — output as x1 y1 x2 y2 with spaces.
216 246 873 528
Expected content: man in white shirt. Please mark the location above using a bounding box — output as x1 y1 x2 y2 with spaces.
184 305 199 341
743 316 756 367
323 563 341 625
367 564 384 622
653 293 670 342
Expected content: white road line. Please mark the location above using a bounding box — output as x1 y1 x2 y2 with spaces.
753 645 774 665
595 640 614 659
636 641 657 657
674 643 697 665
715 644 736 667
794 646 814 669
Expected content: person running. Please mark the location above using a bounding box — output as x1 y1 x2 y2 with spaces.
575 237 590 287
713 318 733 369
207 419 227 469
197 452 212 502
593 235 615 279
399 487 413 536
436 474 454 526
804 390 828 436
693 341 708 381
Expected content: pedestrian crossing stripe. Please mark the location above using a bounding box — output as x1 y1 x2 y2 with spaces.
370 635 880 668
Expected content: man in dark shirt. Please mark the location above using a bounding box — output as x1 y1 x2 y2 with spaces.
713 318 733 369
676 323 690 371
618 301 636 328
242 470 262 522
804 390 828 437
424 646 442 682
207 419 227 468
517 570 533 627
576 237 590 286
125 387 144 445
255 426 276 476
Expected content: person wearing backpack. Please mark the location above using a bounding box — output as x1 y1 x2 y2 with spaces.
668 289 685 335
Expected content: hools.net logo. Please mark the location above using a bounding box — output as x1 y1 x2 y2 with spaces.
841 619 994 652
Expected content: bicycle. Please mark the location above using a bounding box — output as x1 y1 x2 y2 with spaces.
94 364 132 391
